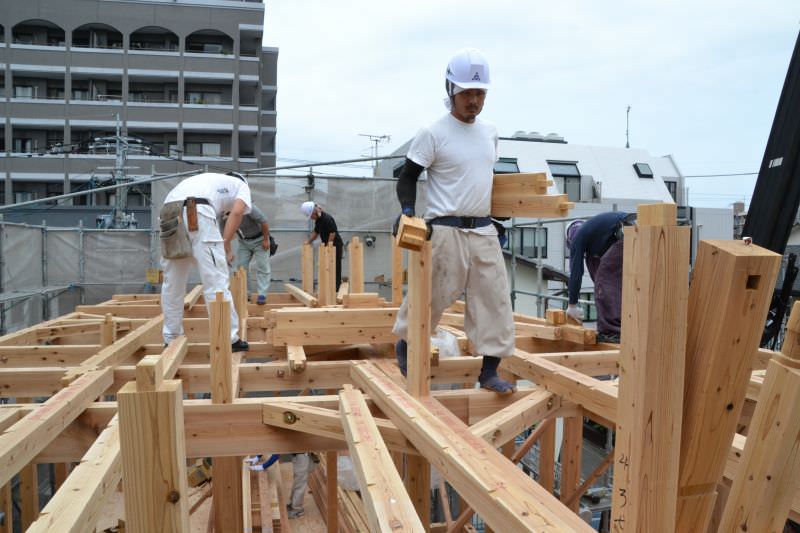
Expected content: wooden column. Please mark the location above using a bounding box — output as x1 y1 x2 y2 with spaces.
349 236 364 293
319 244 331 306
676 238 780 531
0 482 10 533
118 356 190 533
326 243 337 300
20 463 39 530
210 292 244 532
611 203 690 533
392 237 403 305
560 416 583 513
326 451 338 533
718 302 800 532
99 313 116 347
231 267 248 341
539 419 556 493
301 242 314 294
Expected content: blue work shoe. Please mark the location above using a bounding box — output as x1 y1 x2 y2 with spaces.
479 373 516 395
231 339 249 352
256 295 266 305
395 339 408 376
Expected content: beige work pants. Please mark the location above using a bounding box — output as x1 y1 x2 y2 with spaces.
392 225 515 358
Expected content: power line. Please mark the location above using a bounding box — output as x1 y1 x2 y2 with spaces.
683 172 758 178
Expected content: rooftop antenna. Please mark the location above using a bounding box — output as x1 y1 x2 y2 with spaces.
358 133 391 175
626 105 631 149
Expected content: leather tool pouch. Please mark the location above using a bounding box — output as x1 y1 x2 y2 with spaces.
159 200 193 259
185 197 199 231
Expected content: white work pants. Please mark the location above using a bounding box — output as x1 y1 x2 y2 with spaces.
235 236 271 297
161 211 239 344
393 225 515 357
289 453 311 511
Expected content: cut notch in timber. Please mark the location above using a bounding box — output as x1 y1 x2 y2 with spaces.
395 215 428 251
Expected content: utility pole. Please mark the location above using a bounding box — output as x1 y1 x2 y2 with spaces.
95 113 144 228
625 105 631 149
358 133 390 175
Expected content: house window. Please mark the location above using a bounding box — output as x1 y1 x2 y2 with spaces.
494 157 519 174
202 143 221 157
548 161 581 202
519 227 547 258
665 180 677 202
186 91 222 105
14 85 34 98
13 138 36 153
634 162 654 178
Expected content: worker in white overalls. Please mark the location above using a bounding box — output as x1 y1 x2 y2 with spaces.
159 171 251 351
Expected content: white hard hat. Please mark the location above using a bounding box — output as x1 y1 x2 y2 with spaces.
300 201 315 218
445 48 491 91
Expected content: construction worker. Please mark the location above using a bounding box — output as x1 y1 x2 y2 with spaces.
286 452 318 519
232 204 274 305
566 211 637 343
300 201 344 290
159 171 250 351
392 48 515 395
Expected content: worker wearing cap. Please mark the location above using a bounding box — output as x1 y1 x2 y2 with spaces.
159 171 251 351
233 204 273 305
300 201 344 290
566 211 636 343
392 48 515 395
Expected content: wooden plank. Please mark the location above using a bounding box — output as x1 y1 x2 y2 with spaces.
349 237 365 293
611 204 690 533
468 388 560 447
118 379 190 533
340 385 424 532
392 239 403 305
283 283 319 308
718 303 800 532
184 285 204 311
407 240 432 398
0 345 100 367
492 172 551 197
261 402 416 454
351 361 594 532
491 190 573 218
505 350 617 422
676 240 781 532
301 242 314 294
0 368 113 488
35 322 101 342
287 345 307 373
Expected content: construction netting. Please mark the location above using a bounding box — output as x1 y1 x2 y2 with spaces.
1 172 425 334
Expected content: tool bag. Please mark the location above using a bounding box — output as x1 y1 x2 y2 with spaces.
159 200 193 259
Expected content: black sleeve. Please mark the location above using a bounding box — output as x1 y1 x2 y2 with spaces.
396 158 425 213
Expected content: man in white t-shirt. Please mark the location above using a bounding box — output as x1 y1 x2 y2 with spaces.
392 48 515 394
159 171 252 351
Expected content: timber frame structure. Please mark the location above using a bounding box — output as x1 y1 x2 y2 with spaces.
0 201 799 532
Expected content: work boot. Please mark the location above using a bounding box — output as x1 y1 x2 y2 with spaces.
478 356 516 395
256 294 266 305
395 339 408 376
231 339 249 352
597 332 621 344
286 504 305 519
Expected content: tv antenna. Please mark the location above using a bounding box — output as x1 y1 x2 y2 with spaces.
625 105 631 149
358 133 391 173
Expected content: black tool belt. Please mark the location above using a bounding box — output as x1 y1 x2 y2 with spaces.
240 232 263 240
429 216 492 229
183 197 211 206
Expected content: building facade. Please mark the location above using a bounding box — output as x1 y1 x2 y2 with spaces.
0 0 277 208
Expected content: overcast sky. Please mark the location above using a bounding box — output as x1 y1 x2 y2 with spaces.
263 1 800 208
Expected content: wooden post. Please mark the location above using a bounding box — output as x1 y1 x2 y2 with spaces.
676 239 780 531
611 203 690 532
20 463 39 530
539 420 556 494
319 244 331 306
99 313 116 347
560 416 583 512
392 237 403 305
118 356 190 533
718 302 800 532
301 242 314 294
349 236 364 293
0 482 10 533
209 292 244 532
326 451 338 533
231 267 248 341
326 243 337 302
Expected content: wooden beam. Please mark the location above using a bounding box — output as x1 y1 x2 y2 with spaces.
336 280 350 304
718 303 800 532
538 419 556 494
100 313 116 347
491 175 573 218
676 239 781 531
395 216 428 251
301 242 314 294
0 482 10 533
560 416 583 512
352 361 594 532
283 283 319 308
407 240 432 398
287 345 307 373
342 293 383 309
468 388 560 446
611 203 690 533
183 285 203 311
0 368 113 489
272 307 397 346
0 345 101 367
349 237 365 293
339 385 424 532
118 378 190 532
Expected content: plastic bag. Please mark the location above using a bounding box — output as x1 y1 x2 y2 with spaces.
431 328 461 359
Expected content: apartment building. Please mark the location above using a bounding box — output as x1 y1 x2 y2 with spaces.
0 0 277 208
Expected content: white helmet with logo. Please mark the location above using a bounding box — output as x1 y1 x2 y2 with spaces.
445 48 491 91
300 201 315 218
